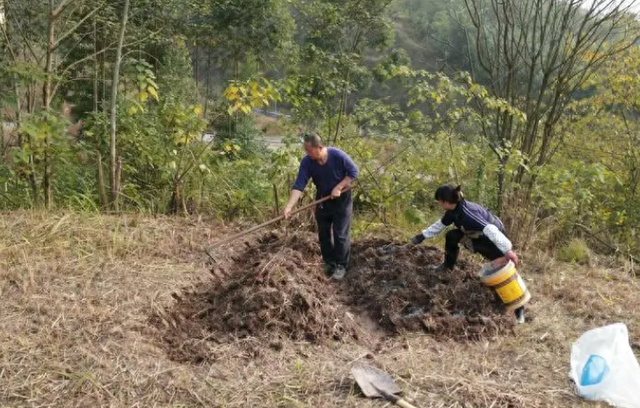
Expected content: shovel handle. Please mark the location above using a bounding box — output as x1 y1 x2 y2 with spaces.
395 398 418 408
375 386 419 408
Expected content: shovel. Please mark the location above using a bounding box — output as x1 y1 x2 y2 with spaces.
350 362 418 408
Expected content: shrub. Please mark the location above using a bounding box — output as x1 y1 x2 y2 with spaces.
557 238 591 265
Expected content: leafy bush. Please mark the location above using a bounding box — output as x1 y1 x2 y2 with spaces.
557 238 591 265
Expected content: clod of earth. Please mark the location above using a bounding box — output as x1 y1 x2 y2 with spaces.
150 232 514 363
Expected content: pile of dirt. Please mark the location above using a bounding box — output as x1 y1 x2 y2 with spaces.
151 231 514 363
345 240 514 340
150 231 365 362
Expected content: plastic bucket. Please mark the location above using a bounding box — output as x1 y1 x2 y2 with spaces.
480 260 531 311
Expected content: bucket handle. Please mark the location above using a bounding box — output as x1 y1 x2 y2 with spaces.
479 259 514 277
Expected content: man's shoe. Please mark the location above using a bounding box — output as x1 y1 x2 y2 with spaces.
323 263 336 277
332 265 346 280
430 263 452 272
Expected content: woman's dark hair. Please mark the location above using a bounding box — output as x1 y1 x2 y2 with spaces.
434 185 464 204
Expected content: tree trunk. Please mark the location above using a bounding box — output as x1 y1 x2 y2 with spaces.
109 0 130 212
181 193 188 216
198 177 205 214
0 8 37 203
26 85 33 113
333 70 350 144
169 178 181 215
272 183 279 218
115 156 122 202
101 29 106 111
194 42 199 98
496 155 507 217
333 90 346 144
43 4 55 109
42 0 56 208
97 152 107 208
204 52 211 115
19 78 38 204
27 134 39 205
0 116 4 160
93 17 99 112
14 81 21 141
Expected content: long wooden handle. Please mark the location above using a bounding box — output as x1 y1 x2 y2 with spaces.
209 185 354 248
374 385 419 408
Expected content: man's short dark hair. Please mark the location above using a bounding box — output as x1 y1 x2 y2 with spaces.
303 133 322 147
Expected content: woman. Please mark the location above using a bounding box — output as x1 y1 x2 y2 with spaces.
410 185 525 323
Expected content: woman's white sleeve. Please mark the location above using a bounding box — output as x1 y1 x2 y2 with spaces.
483 224 512 253
421 220 446 239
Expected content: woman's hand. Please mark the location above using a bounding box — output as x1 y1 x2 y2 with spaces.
505 250 518 266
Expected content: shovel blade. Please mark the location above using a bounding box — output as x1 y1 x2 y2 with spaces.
350 362 402 398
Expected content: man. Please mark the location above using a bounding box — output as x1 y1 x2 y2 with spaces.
283 133 359 280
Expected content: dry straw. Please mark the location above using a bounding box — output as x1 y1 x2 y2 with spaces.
0 211 637 407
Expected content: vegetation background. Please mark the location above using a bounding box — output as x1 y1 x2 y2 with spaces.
0 0 638 262
2 1 640 407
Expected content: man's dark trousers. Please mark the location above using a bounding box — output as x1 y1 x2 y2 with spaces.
315 192 352 269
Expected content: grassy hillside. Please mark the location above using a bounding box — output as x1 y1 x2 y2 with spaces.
0 212 638 407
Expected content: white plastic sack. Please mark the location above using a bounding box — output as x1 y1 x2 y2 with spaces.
569 323 640 408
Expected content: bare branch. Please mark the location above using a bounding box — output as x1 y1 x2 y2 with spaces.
463 0 640 204
0 17 17 61
58 32 90 64
52 0 76 18
50 42 115 99
50 29 161 100
52 1 106 51
3 0 41 62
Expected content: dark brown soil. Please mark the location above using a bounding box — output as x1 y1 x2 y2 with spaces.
345 240 513 340
151 231 514 363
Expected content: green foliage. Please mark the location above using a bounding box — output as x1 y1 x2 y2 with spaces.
281 0 395 132
0 0 639 264
391 0 475 74
201 0 295 70
122 59 160 115
205 157 272 220
540 46 640 254
18 112 69 164
403 206 428 226
224 77 281 115
557 239 591 265
156 39 199 103
212 78 283 160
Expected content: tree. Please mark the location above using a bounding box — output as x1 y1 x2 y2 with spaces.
391 0 477 75
200 0 295 78
285 0 395 140
108 0 130 211
463 0 640 214
1 0 112 206
543 45 640 253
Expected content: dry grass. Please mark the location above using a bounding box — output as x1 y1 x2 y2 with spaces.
0 211 638 407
